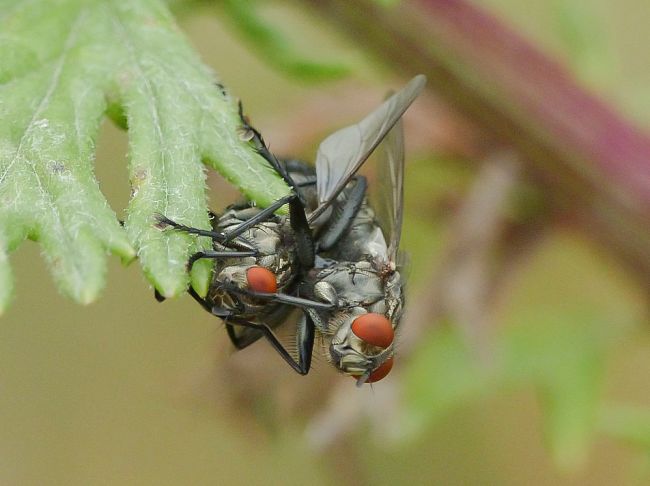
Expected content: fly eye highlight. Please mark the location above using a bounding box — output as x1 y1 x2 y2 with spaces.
246 266 277 293
351 313 394 348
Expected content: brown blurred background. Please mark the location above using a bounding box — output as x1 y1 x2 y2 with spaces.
1 1 649 484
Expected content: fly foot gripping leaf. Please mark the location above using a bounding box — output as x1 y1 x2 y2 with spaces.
0 0 290 312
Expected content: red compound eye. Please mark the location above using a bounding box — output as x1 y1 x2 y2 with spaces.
246 266 277 293
351 313 394 348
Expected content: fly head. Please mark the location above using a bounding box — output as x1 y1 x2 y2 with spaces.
328 308 395 385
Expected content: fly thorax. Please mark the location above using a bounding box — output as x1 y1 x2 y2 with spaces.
245 223 281 255
313 261 384 307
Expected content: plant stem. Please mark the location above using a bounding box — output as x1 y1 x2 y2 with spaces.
300 0 650 287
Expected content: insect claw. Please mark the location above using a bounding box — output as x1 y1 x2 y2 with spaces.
239 128 255 142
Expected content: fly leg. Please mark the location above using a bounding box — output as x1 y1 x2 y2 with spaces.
218 282 334 311
219 193 295 242
154 213 257 293
154 214 227 243
208 192 314 270
295 178 317 187
210 191 313 274
238 102 297 192
225 313 314 375
192 279 327 357
238 103 315 269
187 250 256 271
186 287 263 350
210 301 315 375
281 159 317 187
153 197 295 304
225 323 263 350
289 194 315 269
187 286 213 313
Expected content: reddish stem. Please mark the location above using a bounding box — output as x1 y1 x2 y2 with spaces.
301 0 650 286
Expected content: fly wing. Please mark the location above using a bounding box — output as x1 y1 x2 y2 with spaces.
374 116 405 261
309 74 426 222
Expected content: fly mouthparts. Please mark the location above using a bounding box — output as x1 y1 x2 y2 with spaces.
355 372 371 388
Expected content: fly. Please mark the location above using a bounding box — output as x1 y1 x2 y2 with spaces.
156 75 426 384
155 105 326 374
294 80 418 385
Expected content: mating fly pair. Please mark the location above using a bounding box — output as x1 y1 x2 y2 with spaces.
156 75 426 385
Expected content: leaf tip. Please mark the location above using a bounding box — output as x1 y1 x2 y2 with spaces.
190 259 212 298
74 285 102 306
152 273 189 300
110 237 136 262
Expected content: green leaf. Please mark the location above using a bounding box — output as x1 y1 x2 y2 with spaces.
0 0 290 311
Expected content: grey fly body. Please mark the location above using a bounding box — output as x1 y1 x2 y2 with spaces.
156 75 426 384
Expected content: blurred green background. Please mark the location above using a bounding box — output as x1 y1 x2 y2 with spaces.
1 0 649 484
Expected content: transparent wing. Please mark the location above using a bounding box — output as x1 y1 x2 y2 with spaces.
309 74 426 222
374 116 405 261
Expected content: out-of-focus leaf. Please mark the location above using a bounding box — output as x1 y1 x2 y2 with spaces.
496 232 644 470
0 0 291 310
371 0 401 6
402 316 606 468
551 0 614 85
502 315 606 470
220 0 349 81
401 231 646 467
400 324 494 438
600 404 650 450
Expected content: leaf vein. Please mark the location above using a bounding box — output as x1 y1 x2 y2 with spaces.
0 10 86 186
